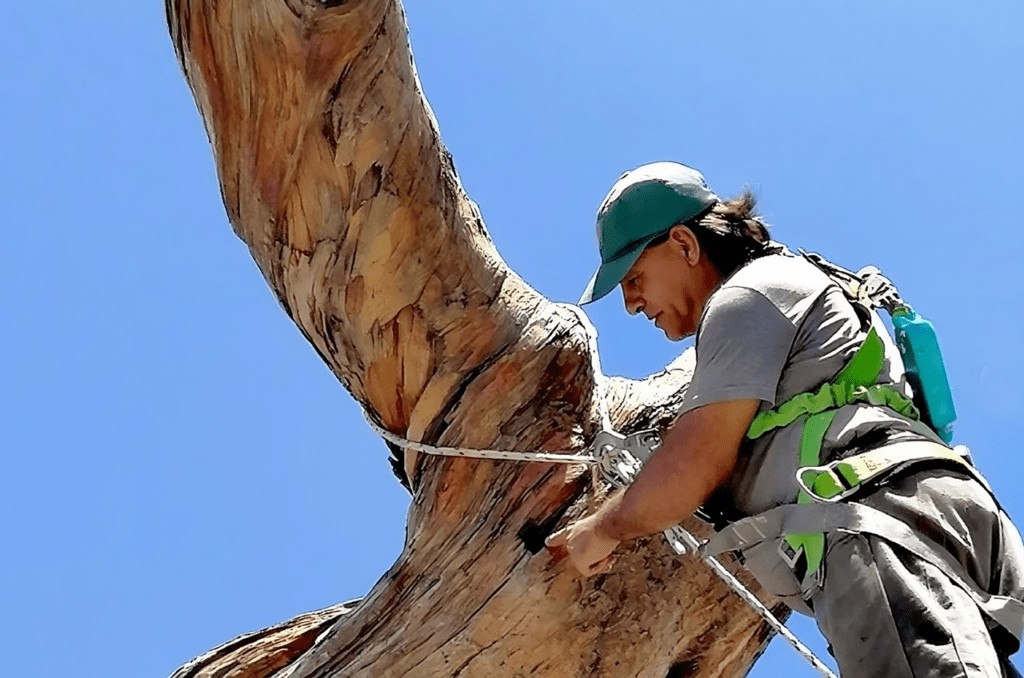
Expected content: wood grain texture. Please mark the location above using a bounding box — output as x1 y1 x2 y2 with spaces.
166 1 788 675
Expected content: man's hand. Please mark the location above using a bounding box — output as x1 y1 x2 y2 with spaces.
546 399 759 576
545 512 621 577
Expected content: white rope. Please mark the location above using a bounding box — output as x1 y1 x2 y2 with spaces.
363 409 837 678
693 549 837 677
363 304 834 676
363 411 595 464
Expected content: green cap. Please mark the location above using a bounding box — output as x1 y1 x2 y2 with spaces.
578 162 718 305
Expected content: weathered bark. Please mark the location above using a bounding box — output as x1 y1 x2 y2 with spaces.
166 1 788 676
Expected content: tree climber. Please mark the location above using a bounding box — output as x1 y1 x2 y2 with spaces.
547 161 1024 677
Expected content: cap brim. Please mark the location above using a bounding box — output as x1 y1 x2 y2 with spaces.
577 243 649 305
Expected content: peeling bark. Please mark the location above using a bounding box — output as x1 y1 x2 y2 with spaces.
166 1 788 676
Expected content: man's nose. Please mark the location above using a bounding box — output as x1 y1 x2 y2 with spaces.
622 288 644 316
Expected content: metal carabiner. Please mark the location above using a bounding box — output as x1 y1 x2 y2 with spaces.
589 428 695 554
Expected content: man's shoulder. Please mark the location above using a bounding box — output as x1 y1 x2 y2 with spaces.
716 252 835 319
726 252 830 291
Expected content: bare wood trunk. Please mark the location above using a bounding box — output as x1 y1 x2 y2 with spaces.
165 1 787 676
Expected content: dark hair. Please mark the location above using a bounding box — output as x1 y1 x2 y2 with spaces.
648 190 774 277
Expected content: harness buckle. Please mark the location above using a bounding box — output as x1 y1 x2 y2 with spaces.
777 538 824 594
777 539 806 571
795 464 859 504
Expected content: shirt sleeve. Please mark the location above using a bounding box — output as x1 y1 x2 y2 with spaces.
678 286 797 415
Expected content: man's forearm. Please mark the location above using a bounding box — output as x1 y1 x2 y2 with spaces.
593 403 748 542
595 442 720 541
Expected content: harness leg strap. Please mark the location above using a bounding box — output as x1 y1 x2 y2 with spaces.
706 502 1024 644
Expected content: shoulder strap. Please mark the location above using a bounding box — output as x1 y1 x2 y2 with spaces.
798 249 908 315
747 327 917 440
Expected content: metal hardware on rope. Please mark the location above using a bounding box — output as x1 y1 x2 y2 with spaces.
589 428 695 555
362 409 837 678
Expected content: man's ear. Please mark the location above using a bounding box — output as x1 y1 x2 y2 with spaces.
669 225 701 266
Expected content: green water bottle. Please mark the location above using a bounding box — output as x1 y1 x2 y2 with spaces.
891 308 956 443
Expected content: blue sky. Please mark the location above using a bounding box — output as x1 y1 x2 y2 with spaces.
1 2 1021 676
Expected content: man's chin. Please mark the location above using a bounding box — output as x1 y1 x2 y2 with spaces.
663 328 685 342
661 324 695 342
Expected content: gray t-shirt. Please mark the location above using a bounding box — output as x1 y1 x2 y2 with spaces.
678 252 941 518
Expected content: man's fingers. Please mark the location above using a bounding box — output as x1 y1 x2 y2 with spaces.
545 528 570 563
545 528 568 548
586 554 616 577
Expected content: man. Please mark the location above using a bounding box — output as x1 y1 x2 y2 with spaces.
546 162 1024 677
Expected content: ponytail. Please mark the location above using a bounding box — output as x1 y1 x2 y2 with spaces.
688 190 774 277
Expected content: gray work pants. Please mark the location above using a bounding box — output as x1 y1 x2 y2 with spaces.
809 470 1024 677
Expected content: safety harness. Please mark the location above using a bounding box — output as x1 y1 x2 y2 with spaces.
701 252 1024 653
744 324 958 582
732 253 975 586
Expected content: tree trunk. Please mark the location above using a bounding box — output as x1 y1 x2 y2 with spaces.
165 1 788 676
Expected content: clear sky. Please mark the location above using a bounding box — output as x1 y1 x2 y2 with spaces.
2 2 1021 676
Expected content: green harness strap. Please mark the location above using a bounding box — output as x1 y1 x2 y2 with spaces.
746 327 922 580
